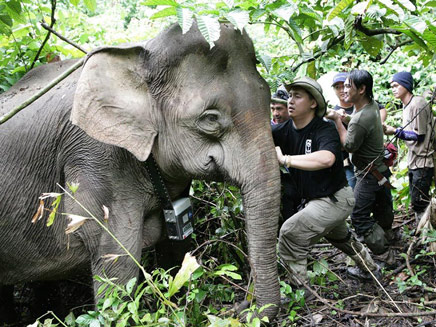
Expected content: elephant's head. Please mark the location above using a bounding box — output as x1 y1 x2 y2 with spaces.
71 23 280 319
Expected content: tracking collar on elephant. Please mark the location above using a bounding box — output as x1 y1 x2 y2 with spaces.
145 154 194 241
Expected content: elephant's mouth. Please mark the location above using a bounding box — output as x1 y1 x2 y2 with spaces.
202 157 228 181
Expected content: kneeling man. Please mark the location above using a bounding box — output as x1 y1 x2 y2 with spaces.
272 77 378 287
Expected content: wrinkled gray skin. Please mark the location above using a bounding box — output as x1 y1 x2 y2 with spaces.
0 23 280 318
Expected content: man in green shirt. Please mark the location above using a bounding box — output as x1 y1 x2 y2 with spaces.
327 70 394 256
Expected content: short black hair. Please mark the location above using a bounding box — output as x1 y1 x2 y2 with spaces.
348 70 374 100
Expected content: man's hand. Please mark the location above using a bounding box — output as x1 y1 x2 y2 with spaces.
275 146 285 166
275 146 292 167
383 123 396 135
326 109 350 124
325 109 340 121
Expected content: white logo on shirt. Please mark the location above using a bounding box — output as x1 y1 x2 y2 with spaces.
305 139 312 154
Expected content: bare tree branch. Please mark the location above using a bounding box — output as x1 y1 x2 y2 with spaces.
30 0 57 70
291 35 345 72
354 14 401 36
380 40 413 64
41 22 88 54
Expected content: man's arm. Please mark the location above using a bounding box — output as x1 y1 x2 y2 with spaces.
384 124 425 142
325 110 349 145
276 147 335 171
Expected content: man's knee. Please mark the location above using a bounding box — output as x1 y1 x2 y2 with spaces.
278 216 311 261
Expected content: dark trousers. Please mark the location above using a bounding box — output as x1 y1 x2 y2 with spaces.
409 167 434 213
351 170 394 236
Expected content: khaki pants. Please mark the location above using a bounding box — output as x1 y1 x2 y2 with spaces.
279 186 355 263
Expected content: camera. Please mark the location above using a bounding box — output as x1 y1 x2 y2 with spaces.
163 197 194 240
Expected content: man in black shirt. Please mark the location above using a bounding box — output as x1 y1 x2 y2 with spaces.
273 77 379 286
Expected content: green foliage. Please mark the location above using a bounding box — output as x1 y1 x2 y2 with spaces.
328 0 354 21
141 0 435 85
3 1 436 325
1 0 435 95
29 261 260 326
395 266 427 293
0 0 164 93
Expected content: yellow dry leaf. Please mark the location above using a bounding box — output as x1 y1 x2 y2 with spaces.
32 199 45 224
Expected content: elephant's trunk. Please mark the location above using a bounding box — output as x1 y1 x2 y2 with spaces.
238 117 281 319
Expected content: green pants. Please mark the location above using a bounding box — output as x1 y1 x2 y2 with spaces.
279 186 355 263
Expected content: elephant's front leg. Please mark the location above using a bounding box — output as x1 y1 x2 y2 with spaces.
91 204 147 299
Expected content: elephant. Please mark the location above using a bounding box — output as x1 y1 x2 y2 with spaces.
0 23 281 320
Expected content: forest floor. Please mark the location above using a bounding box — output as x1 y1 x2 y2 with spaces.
4 210 436 327
274 212 436 327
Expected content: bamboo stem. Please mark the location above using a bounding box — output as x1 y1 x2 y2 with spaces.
0 58 84 125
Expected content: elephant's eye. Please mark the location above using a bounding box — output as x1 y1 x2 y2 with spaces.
196 109 224 137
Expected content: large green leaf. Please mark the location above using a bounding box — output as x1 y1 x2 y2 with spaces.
357 32 383 56
197 15 220 49
226 10 249 32
298 5 322 22
404 16 427 34
377 0 405 19
306 60 316 79
288 17 303 44
422 29 436 50
150 7 177 19
83 0 97 12
250 8 266 21
167 253 199 297
325 17 344 38
257 53 271 72
142 0 178 6
392 25 429 50
263 15 271 34
273 3 298 23
366 5 387 20
328 0 354 21
0 22 11 36
176 7 193 34
0 13 12 27
3 1 24 24
344 15 354 49
5 0 21 15
427 20 436 35
69 0 80 6
393 0 415 11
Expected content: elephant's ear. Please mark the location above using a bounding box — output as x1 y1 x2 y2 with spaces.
71 45 156 162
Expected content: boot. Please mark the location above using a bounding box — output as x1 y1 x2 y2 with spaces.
286 259 308 286
282 259 315 303
364 223 388 255
384 228 401 244
347 246 381 280
373 246 397 269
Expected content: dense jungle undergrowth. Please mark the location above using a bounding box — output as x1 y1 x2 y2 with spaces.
4 179 436 327
1 1 436 326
